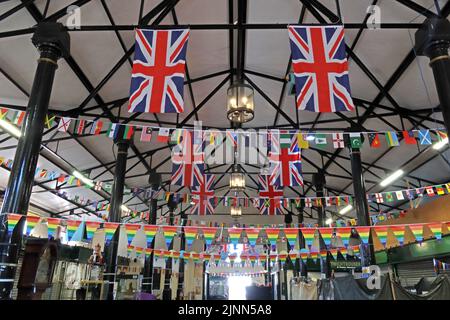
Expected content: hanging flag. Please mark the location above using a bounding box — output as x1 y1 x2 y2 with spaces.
74 119 86 135
403 131 416 145
190 174 215 215
140 126 153 142
245 228 260 247
85 221 101 242
329 248 338 260
6 214 22 236
428 222 442 240
265 228 280 251
170 129 183 145
349 133 362 149
283 228 298 247
162 225 178 248
385 131 399 147
390 225 405 246
418 130 432 145
128 29 190 113
355 226 370 245
299 249 309 263
202 227 218 247
375 193 384 203
314 133 327 148
183 226 198 249
297 133 310 149
339 247 348 259
66 220 82 242
143 225 159 248
145 248 153 258
11 111 25 126
258 175 285 215
46 218 61 239
107 123 119 139
103 222 120 245
386 192 394 202
368 132 381 148
45 115 56 129
332 133 345 148
123 125 135 140
319 227 333 248
57 117 72 132
25 215 40 236
409 224 424 242
425 186 435 197
373 226 388 248
157 127 170 143
436 130 448 142
90 120 103 135
336 227 352 247
395 191 404 200
288 251 298 264
287 25 355 112
300 228 316 250
227 228 243 249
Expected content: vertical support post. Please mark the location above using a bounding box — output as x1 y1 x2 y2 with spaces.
104 133 129 300
0 22 69 299
312 171 326 227
415 18 450 134
142 198 158 293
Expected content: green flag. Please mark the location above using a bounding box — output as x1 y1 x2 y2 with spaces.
349 133 362 149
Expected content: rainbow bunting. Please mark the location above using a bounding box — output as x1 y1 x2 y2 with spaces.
202 253 211 264
351 245 360 257
335 227 352 247
227 228 243 248
162 226 178 248
338 247 348 259
288 251 298 263
143 225 159 248
258 254 267 266
25 215 40 236
283 228 299 247
249 255 257 267
299 249 309 263
300 228 316 249
319 250 328 260
309 251 319 262
373 226 388 248
153 249 163 259
278 252 288 266
202 227 218 247
184 226 198 249
127 245 135 255
329 248 338 260
355 226 371 245
7 213 22 235
85 221 101 242
245 228 260 247
428 222 442 240
212 254 221 266
269 253 278 266
265 228 280 249
172 250 181 261
408 224 424 242
135 246 144 256
240 253 248 266
228 253 237 266
318 227 333 248
162 249 171 261
145 248 153 258
103 222 119 245
124 224 141 245
390 225 406 246
46 218 61 239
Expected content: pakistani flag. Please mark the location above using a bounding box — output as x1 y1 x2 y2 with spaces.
314 134 327 148
349 133 362 149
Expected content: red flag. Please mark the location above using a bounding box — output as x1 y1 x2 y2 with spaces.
402 131 416 145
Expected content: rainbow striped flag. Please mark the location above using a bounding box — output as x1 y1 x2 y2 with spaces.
319 250 328 261
145 248 153 258
265 228 280 250
300 228 316 249
283 228 299 247
428 222 442 240
278 252 288 266
355 226 371 245
162 225 178 249
124 224 141 245
244 228 260 247
172 250 181 261
227 228 243 249
143 225 159 248
154 249 163 259
228 253 237 266
127 245 135 255
103 222 120 245
409 224 424 242
202 227 218 247
7 213 22 235
269 253 278 266
85 221 101 242
202 253 211 265
309 251 319 263
65 220 81 241
25 215 40 236
390 225 405 246
318 227 333 248
338 247 348 259
249 254 257 267
47 218 61 239
373 226 388 248
336 227 352 247
184 226 198 249
329 248 338 260
258 254 267 266
385 131 399 147
288 251 298 263
135 246 144 256
351 245 360 257
299 249 309 263
212 253 221 266
162 249 172 261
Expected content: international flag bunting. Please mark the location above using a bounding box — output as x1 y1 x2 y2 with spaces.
419 130 432 145
90 120 103 135
368 132 381 148
228 228 242 249
355 226 371 245
107 123 119 139
318 227 333 248
74 119 86 135
265 228 280 250
85 221 101 242
403 131 416 145
332 133 345 148
128 29 190 113
288 25 355 112
158 128 170 143
437 130 448 142
11 111 25 126
314 134 327 148
7 213 22 235
428 222 442 240
385 131 399 147
66 220 82 242
184 226 198 250
123 126 135 140
202 227 217 247
58 117 72 132
297 133 310 149
283 228 298 247
300 228 316 250
329 248 338 260
390 225 405 246
336 227 352 247
45 115 56 129
436 185 445 195
245 228 260 247
162 226 178 249
103 222 120 245
425 186 435 197
373 226 388 248
349 133 362 149
140 126 153 142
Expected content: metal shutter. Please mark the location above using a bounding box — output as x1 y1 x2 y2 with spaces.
395 259 436 288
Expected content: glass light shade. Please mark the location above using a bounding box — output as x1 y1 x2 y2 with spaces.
227 83 254 123
230 206 242 217
229 171 246 191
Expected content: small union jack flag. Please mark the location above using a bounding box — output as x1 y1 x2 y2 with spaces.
128 29 190 113
190 174 216 215
258 175 285 216
288 25 355 112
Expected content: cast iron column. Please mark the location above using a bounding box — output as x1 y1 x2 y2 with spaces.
104 133 129 300
415 18 450 133
312 170 326 227
345 132 373 267
0 22 69 299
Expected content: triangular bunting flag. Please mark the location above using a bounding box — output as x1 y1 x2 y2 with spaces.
103 222 120 245
408 224 424 242
66 220 82 242
162 225 178 249
202 227 218 247
355 226 371 245
183 226 198 250
25 215 40 236
124 224 141 246
7 213 22 236
318 227 334 248
300 228 316 250
373 226 388 248
244 228 260 247
428 222 442 240
85 221 101 242
336 227 352 247
390 225 405 246
283 228 299 248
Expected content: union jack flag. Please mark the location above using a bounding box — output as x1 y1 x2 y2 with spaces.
258 175 285 216
268 130 303 187
288 25 355 112
190 174 216 215
171 130 204 187
128 29 190 113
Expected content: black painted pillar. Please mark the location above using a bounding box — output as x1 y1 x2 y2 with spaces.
104 134 129 300
415 18 450 133
312 171 326 227
0 22 69 299
142 198 157 293
346 133 373 267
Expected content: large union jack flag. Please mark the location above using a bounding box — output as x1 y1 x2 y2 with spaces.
190 174 216 215
268 130 303 187
171 130 205 187
128 29 190 113
258 175 285 216
288 25 355 113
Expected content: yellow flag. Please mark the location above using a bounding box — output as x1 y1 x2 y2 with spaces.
297 133 309 149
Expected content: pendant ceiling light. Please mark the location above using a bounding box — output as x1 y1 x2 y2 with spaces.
230 206 242 218
227 82 254 123
229 165 246 192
